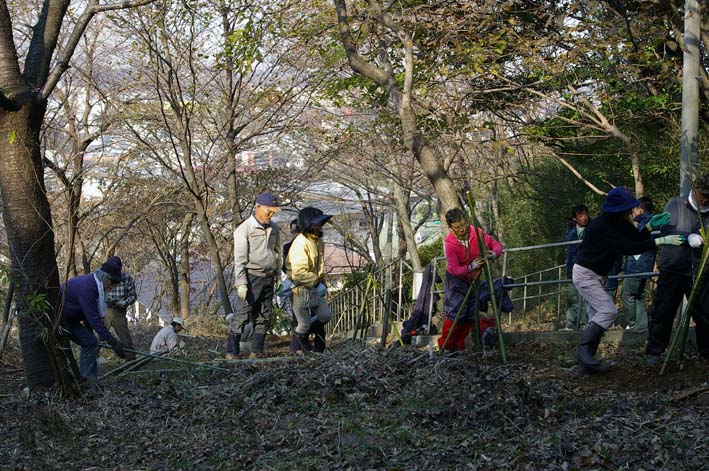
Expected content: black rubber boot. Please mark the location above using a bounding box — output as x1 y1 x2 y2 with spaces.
251 332 266 355
297 333 313 352
311 321 326 353
289 332 301 353
575 322 609 374
226 333 240 358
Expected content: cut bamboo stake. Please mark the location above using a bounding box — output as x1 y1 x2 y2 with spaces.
375 286 405 347
352 274 374 341
660 226 709 376
466 191 508 363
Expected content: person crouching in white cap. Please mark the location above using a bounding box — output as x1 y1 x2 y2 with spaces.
150 317 187 354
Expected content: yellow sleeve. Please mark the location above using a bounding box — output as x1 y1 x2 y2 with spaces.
289 236 320 288
317 239 326 280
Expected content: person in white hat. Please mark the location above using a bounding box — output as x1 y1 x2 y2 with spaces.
150 317 187 354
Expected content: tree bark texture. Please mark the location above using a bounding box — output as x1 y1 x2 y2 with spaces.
0 102 70 389
333 0 460 224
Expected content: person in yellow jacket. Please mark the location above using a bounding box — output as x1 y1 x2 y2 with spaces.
286 207 333 352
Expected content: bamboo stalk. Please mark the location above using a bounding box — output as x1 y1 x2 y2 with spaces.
466 191 508 363
352 274 374 341
660 226 709 376
99 344 230 372
375 287 405 347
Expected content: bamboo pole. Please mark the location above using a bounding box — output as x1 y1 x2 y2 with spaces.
466 191 508 363
660 226 709 375
375 285 405 347
352 274 374 340
99 344 230 372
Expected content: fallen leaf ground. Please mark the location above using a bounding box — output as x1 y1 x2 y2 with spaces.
0 326 707 471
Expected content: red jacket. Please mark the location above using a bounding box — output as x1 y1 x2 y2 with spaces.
444 225 503 281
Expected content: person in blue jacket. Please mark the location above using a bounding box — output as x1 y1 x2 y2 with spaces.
619 196 656 332
563 204 590 330
60 258 127 380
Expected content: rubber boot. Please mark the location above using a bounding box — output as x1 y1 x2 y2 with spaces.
226 333 240 359
311 320 326 353
250 332 266 357
298 333 313 353
575 322 609 374
289 331 301 353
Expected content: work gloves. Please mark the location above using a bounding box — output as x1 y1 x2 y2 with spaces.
654 235 686 246
469 259 483 271
646 212 671 230
237 284 248 301
486 250 498 260
107 337 127 359
688 233 704 248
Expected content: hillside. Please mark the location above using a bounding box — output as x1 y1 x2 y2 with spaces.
1 328 707 470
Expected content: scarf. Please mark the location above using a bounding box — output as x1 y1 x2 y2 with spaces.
93 272 107 318
689 192 709 214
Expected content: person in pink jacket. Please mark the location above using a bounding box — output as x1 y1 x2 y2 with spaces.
439 208 504 353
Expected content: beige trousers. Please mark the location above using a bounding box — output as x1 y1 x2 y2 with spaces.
104 307 136 359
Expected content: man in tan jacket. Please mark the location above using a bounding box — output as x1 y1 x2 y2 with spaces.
231 192 281 357
286 207 332 352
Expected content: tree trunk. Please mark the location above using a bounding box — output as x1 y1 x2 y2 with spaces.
179 212 193 319
333 0 461 226
0 103 76 392
392 181 422 272
193 198 233 315
680 0 701 197
630 151 644 197
490 180 503 244
398 107 460 222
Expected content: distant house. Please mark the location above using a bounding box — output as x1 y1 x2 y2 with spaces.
324 244 365 290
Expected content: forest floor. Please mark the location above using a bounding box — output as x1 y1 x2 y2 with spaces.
0 325 707 471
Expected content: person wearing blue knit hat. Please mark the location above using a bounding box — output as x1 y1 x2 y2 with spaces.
571 187 685 374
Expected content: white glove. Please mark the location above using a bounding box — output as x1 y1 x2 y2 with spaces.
486 250 498 260
469 259 483 271
225 313 234 323
237 285 248 300
655 235 685 246
688 233 704 248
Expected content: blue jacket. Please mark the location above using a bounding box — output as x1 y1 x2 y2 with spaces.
623 212 657 276
565 222 586 276
60 274 114 341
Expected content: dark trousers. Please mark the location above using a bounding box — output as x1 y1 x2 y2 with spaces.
64 322 99 380
646 271 709 356
234 273 274 335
